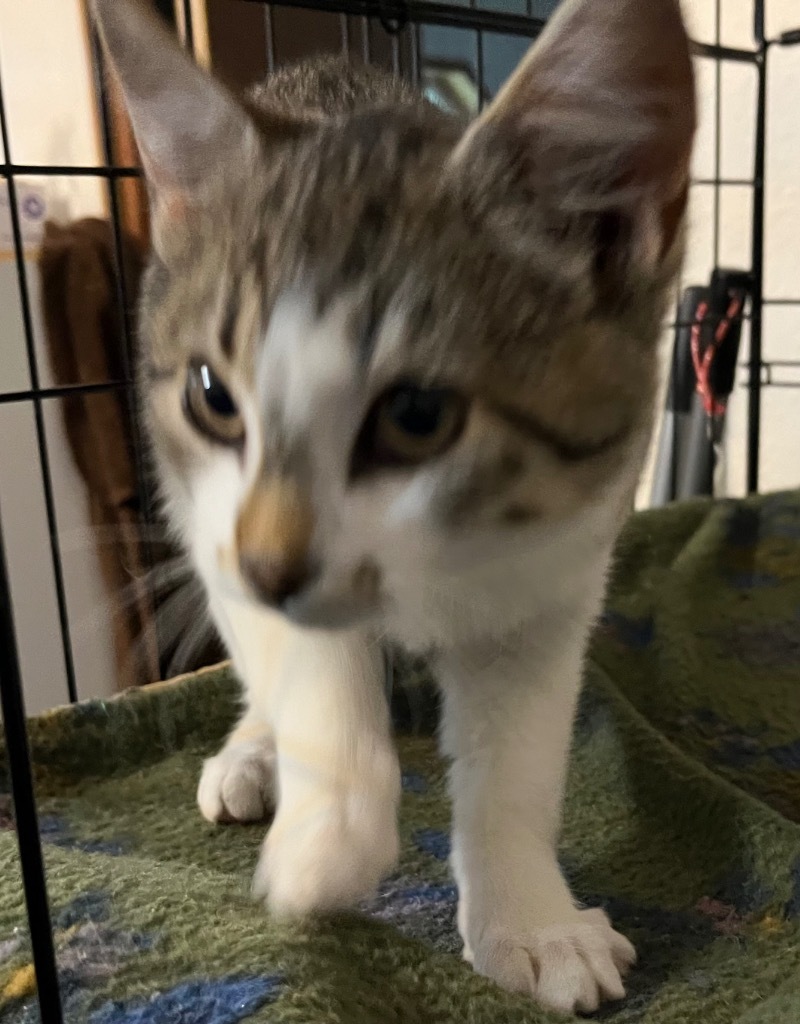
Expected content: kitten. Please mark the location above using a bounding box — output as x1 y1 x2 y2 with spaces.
94 0 695 1013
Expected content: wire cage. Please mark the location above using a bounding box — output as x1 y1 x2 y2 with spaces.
1 1 799 1020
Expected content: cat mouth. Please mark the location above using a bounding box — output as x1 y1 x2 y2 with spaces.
271 591 381 631
217 564 382 630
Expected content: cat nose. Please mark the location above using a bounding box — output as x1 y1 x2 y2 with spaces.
235 477 314 608
239 554 312 607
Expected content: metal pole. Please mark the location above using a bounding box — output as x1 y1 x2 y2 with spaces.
0 505 64 1023
748 1 767 493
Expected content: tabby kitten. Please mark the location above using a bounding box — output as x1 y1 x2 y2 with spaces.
94 0 695 1013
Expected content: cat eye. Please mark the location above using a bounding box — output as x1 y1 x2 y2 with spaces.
352 382 468 475
183 360 244 447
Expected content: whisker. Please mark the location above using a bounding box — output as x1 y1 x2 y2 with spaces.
59 521 173 549
70 560 184 640
71 556 197 686
119 575 206 684
166 600 215 678
152 577 205 656
114 558 192 610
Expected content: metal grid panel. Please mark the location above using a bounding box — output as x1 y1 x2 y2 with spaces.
0 1 798 1019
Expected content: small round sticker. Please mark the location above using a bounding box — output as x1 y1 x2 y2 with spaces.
21 194 45 221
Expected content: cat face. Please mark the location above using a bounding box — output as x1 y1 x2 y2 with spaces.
95 0 695 643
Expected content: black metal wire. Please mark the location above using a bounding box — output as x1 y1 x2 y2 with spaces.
0 505 64 1024
476 26 485 111
754 0 766 46
378 0 407 34
410 19 420 86
181 0 196 52
694 178 756 187
392 30 401 76
0 163 140 177
249 0 548 39
692 41 759 64
0 381 130 406
265 4 277 73
361 13 371 64
341 11 351 56
712 0 722 268
0 166 761 189
0 57 79 706
245 0 763 63
748 1 768 493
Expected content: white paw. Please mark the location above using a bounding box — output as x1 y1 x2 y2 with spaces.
252 790 399 917
472 909 636 1015
197 740 276 824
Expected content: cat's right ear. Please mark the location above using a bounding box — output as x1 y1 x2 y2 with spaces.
447 0 695 282
92 0 289 246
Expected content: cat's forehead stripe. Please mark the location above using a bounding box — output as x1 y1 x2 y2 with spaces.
141 361 179 383
488 400 631 464
220 288 240 359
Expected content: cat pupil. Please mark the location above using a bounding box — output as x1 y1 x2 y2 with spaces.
199 363 237 417
388 387 444 437
183 360 244 447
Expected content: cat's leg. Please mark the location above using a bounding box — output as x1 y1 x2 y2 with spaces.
197 708 276 824
197 598 283 825
438 617 635 1015
200 598 400 913
253 625 400 916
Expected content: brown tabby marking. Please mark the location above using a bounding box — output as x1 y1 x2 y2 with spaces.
236 480 314 599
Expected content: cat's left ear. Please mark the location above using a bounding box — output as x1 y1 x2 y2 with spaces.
92 0 301 246
449 0 696 273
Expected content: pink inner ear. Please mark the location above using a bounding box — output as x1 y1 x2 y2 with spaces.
158 191 190 227
140 145 192 229
483 0 696 228
659 183 690 260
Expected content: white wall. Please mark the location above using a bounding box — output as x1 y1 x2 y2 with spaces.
0 0 117 713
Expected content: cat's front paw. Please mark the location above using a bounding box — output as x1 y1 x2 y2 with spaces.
197 740 276 824
472 908 635 1015
252 790 399 916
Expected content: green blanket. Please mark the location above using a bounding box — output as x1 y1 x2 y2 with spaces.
2 490 800 1023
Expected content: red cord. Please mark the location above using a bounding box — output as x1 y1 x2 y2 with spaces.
690 295 743 417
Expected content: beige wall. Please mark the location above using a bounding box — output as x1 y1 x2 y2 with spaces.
639 0 800 504
0 0 116 713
